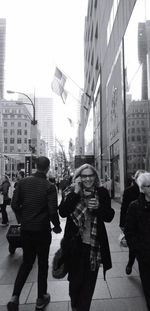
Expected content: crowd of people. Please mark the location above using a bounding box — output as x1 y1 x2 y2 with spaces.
0 157 150 311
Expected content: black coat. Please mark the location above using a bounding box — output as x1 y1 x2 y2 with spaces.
119 182 139 228
11 171 60 231
59 186 115 279
0 180 10 202
124 193 150 262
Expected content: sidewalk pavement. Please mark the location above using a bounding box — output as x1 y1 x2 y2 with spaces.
0 199 148 311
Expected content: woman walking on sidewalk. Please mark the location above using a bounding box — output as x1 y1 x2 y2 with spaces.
59 163 115 311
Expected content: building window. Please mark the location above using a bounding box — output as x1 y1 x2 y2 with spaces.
137 135 141 141
4 146 8 152
25 122 27 127
24 138 27 144
107 0 121 44
10 138 14 144
10 129 15 135
91 51 94 66
95 23 98 39
17 138 22 144
11 122 14 126
24 130 27 135
94 0 97 9
17 129 22 135
18 122 21 127
4 121 7 127
90 25 93 41
4 138 7 144
10 146 14 152
4 129 8 134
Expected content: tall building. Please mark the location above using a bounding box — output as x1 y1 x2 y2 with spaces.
83 0 150 199
0 99 33 177
36 97 55 157
0 18 6 99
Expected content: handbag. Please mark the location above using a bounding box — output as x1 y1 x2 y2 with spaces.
52 244 68 279
0 193 4 205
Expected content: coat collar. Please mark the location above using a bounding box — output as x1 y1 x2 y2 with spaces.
33 171 47 179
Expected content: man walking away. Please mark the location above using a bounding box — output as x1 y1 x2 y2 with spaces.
7 156 62 311
119 169 145 275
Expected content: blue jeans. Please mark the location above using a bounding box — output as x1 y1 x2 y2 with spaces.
12 230 51 298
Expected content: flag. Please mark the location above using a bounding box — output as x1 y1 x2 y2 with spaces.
51 67 67 97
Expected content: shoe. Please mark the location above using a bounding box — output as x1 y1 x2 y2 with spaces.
35 293 50 310
126 264 132 275
7 296 19 311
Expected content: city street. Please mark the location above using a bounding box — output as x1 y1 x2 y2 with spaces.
0 199 147 311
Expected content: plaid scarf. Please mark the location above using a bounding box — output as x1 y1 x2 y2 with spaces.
71 191 101 271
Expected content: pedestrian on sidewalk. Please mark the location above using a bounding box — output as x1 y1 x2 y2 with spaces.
59 163 115 311
125 172 150 311
0 174 11 226
14 170 25 189
7 156 62 311
119 169 145 275
13 170 25 223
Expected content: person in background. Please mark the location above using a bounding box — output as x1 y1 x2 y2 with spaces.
7 156 62 311
0 175 11 226
125 172 150 311
59 163 115 311
119 169 145 275
14 170 25 189
13 171 25 223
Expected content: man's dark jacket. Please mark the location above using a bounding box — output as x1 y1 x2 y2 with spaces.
59 186 115 279
119 182 139 228
11 171 60 232
124 193 150 262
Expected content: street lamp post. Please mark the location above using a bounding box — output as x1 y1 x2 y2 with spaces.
7 90 37 125
7 90 38 175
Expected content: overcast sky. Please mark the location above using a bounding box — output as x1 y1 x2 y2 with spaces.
0 0 88 143
0 0 88 97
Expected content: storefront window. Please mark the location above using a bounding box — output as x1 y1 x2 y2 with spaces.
124 0 150 179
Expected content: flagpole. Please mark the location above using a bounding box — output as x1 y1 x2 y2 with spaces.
66 90 88 111
60 94 66 105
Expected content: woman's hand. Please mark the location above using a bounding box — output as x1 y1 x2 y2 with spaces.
88 198 99 211
74 177 81 194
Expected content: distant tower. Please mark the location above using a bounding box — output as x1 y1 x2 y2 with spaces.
0 18 6 99
36 97 55 156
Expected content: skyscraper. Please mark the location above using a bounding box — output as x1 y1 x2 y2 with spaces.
36 97 54 156
0 18 6 99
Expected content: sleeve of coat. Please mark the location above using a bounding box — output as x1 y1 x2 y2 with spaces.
97 187 115 222
47 183 61 228
59 192 81 217
11 182 22 212
124 201 140 252
119 189 129 228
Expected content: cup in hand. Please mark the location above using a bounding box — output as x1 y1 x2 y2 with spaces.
88 197 99 211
